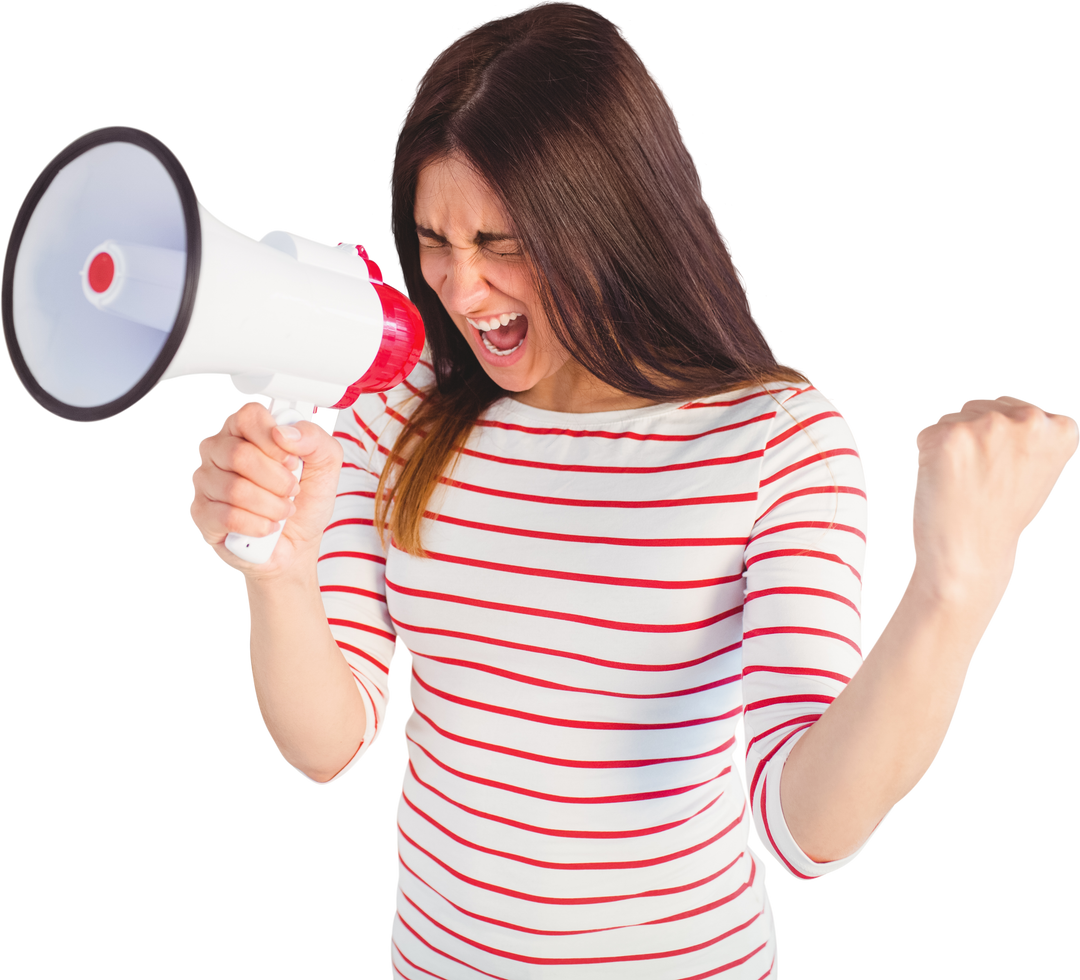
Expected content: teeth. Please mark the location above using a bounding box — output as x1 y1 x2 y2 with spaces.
467 312 521 332
481 332 522 356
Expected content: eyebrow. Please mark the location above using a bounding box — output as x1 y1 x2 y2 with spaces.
415 224 517 244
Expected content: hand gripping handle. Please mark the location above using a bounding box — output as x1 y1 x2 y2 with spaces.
224 400 308 565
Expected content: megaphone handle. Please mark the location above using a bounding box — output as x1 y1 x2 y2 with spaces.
224 400 308 564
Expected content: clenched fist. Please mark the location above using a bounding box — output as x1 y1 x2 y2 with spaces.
913 396 1078 602
191 402 345 576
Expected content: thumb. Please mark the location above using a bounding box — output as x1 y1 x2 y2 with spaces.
271 421 342 476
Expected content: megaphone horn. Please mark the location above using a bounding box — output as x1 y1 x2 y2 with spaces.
2 127 425 563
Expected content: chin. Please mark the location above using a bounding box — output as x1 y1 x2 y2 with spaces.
496 381 529 393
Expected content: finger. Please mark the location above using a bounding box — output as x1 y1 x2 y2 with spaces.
271 420 342 468
197 463 297 523
204 438 300 500
271 422 306 457
226 402 298 466
1062 410 1080 451
193 498 294 542
270 419 328 462
993 391 1045 410
204 403 302 496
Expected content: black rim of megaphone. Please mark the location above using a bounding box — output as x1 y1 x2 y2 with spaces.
1 127 201 421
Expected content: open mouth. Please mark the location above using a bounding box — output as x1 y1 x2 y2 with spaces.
468 313 527 356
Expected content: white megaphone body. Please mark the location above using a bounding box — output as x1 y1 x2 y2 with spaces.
2 127 425 563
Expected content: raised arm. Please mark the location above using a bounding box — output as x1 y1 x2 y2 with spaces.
780 397 1077 862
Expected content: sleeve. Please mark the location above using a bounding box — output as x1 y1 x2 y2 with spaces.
316 388 408 777
741 385 868 878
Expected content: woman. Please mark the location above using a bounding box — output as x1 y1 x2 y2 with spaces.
191 5 1075 978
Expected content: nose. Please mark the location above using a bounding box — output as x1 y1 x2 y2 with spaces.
440 248 490 315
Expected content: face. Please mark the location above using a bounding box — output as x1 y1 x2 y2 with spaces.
414 154 576 396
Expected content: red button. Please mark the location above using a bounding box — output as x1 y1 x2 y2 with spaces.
87 252 114 293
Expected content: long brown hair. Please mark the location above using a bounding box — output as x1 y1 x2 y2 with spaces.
378 3 806 555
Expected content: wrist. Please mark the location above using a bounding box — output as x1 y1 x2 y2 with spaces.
242 549 322 594
908 551 1014 612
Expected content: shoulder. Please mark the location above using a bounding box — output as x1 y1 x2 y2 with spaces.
679 380 839 423
760 380 851 434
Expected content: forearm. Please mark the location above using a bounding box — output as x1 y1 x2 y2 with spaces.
246 561 367 782
779 563 1008 863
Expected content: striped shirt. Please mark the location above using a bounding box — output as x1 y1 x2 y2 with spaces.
318 363 867 979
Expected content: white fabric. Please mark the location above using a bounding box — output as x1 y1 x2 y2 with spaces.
317 365 867 979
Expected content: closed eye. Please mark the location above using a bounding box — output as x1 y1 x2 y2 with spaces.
419 243 520 258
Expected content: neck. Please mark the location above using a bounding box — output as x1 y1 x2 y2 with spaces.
511 361 657 414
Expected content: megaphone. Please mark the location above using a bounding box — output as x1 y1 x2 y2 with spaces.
2 127 424 563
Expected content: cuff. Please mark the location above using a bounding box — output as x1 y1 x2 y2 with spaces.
757 733 870 879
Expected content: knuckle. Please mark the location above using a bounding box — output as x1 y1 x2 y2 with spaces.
223 509 260 535
222 512 246 534
235 402 269 431
220 471 248 502
227 438 268 476
232 439 259 470
231 475 258 505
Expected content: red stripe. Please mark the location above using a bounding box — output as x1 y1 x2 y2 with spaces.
409 736 731 805
406 656 743 700
397 548 751 587
387 577 743 634
764 408 846 449
747 626 864 656
350 672 382 731
412 509 751 548
406 752 734 834
745 693 835 713
397 894 768 968
388 942 455 980
672 941 771 980
399 847 751 937
333 429 367 450
332 635 397 674
458 445 764 474
317 583 386 605
336 489 376 499
406 665 743 734
315 551 388 566
460 401 781 445
395 622 743 674
328 616 395 641
751 726 812 838
434 479 756 509
756 481 872 525
414 704 737 768
743 713 825 760
743 548 859 587
321 516 378 533
393 829 756 911
760 777 825 885
742 664 851 685
747 516 864 548
744 585 859 615
395 914 511 980
759 447 860 488
401 790 747 873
